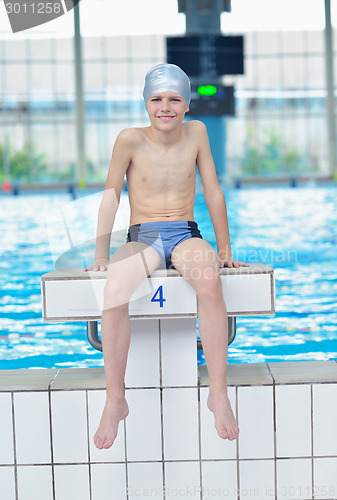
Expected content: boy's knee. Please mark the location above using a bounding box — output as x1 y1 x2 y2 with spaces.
103 278 132 308
194 271 221 298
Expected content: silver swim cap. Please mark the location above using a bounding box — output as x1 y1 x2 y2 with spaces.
143 63 191 105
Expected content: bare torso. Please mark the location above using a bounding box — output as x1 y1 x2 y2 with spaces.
126 121 199 225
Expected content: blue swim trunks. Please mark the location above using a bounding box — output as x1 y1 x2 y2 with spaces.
126 220 203 268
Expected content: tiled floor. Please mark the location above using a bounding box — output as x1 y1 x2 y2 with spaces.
1 361 337 500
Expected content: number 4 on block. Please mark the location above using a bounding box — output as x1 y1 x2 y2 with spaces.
151 286 166 308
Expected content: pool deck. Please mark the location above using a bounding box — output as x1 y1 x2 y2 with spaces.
1 360 337 500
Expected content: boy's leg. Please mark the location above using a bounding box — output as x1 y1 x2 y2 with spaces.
94 241 161 450
171 238 239 441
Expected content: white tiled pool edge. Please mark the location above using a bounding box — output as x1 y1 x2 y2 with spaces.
1 361 337 500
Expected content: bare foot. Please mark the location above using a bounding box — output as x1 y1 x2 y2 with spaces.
207 390 239 441
94 396 129 450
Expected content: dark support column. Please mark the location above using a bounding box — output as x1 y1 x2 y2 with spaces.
179 0 229 179
202 116 227 180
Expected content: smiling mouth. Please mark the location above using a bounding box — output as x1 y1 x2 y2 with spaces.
158 115 175 120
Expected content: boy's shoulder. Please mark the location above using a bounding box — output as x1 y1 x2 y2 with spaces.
117 127 145 140
184 119 207 134
115 127 146 148
185 119 206 128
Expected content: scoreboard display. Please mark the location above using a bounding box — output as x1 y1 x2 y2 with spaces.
167 35 244 77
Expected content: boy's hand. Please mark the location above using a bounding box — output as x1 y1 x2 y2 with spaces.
83 259 110 272
219 255 249 268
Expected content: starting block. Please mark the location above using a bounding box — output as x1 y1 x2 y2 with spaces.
41 263 275 387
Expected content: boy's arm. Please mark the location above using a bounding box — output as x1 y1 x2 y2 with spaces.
85 129 133 271
195 121 248 268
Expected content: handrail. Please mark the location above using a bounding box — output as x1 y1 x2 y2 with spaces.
86 316 236 353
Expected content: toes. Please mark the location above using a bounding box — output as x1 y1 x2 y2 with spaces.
94 437 103 450
94 433 115 450
217 426 229 439
228 426 239 441
217 425 240 440
103 441 113 449
228 428 236 440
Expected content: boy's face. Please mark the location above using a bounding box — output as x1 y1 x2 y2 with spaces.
146 91 189 129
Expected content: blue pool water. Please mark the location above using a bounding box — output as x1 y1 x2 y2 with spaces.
0 184 337 369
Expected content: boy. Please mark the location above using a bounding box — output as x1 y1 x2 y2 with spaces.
84 63 248 450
